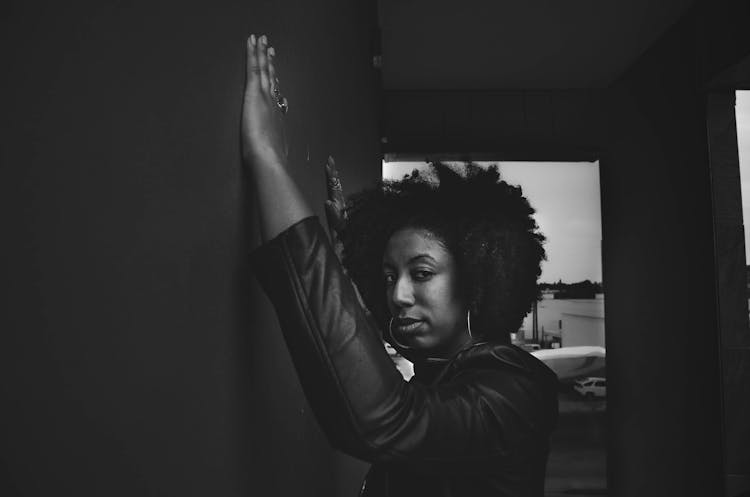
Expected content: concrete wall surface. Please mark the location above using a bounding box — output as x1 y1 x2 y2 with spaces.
0 1 380 496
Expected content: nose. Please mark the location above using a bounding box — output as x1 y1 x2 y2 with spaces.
391 275 415 308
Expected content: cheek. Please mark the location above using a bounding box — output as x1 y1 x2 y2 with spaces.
423 280 460 317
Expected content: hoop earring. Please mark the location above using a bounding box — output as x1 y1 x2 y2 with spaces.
467 310 473 339
387 318 413 349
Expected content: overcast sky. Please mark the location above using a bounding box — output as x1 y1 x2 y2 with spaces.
737 91 750 263
383 161 602 284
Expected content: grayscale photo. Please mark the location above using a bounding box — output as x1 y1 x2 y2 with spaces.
2 1 749 497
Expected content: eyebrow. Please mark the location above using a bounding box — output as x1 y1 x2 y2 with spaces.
382 254 437 267
409 254 437 264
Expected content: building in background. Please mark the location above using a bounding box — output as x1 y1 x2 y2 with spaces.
561 306 605 347
520 293 605 348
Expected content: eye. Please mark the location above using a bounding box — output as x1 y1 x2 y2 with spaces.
383 273 396 286
412 269 434 281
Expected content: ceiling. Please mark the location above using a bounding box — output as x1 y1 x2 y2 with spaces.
379 0 696 90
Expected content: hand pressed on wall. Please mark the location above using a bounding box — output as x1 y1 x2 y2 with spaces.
241 34 288 168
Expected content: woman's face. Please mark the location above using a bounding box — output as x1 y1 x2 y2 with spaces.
382 227 470 355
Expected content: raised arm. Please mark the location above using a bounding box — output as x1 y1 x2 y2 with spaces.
243 34 556 473
251 216 556 472
241 34 313 242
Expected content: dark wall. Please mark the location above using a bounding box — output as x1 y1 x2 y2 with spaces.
380 8 728 497
602 10 724 497
706 91 750 497
0 1 380 496
382 90 604 161
699 2 750 495
698 0 750 87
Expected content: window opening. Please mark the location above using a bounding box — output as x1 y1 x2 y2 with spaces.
382 159 607 496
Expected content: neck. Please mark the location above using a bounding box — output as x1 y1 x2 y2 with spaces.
405 332 476 364
439 332 475 358
411 336 488 384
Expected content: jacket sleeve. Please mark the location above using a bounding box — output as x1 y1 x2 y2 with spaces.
250 216 553 472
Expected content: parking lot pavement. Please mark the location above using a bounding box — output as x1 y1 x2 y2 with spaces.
546 392 607 496
558 390 606 414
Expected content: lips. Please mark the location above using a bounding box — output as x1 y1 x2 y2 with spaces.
393 317 425 334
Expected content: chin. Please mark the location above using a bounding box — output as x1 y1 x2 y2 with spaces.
406 335 441 351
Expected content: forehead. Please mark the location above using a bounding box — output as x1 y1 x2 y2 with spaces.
382 227 451 264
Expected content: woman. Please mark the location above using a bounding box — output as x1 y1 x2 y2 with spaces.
243 34 558 497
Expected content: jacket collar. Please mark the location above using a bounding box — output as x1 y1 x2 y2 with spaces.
408 340 555 388
409 340 491 385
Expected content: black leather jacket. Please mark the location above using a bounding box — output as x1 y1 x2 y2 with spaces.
251 216 558 497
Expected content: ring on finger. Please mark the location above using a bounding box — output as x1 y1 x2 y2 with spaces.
328 177 342 191
271 78 288 114
277 96 289 114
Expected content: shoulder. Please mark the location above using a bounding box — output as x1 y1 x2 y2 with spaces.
445 343 559 429
451 342 558 384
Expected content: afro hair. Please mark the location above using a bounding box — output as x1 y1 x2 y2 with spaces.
340 162 546 344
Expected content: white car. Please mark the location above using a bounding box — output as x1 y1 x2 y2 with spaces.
532 346 606 382
573 377 606 399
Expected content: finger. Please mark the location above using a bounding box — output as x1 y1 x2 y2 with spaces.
325 156 345 207
245 34 260 92
256 34 270 93
325 200 343 229
279 96 289 115
324 200 338 232
267 46 278 96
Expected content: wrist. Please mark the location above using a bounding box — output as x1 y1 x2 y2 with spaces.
242 152 287 172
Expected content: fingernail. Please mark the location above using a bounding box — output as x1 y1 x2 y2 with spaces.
260 34 267 44
250 34 256 45
268 47 275 57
